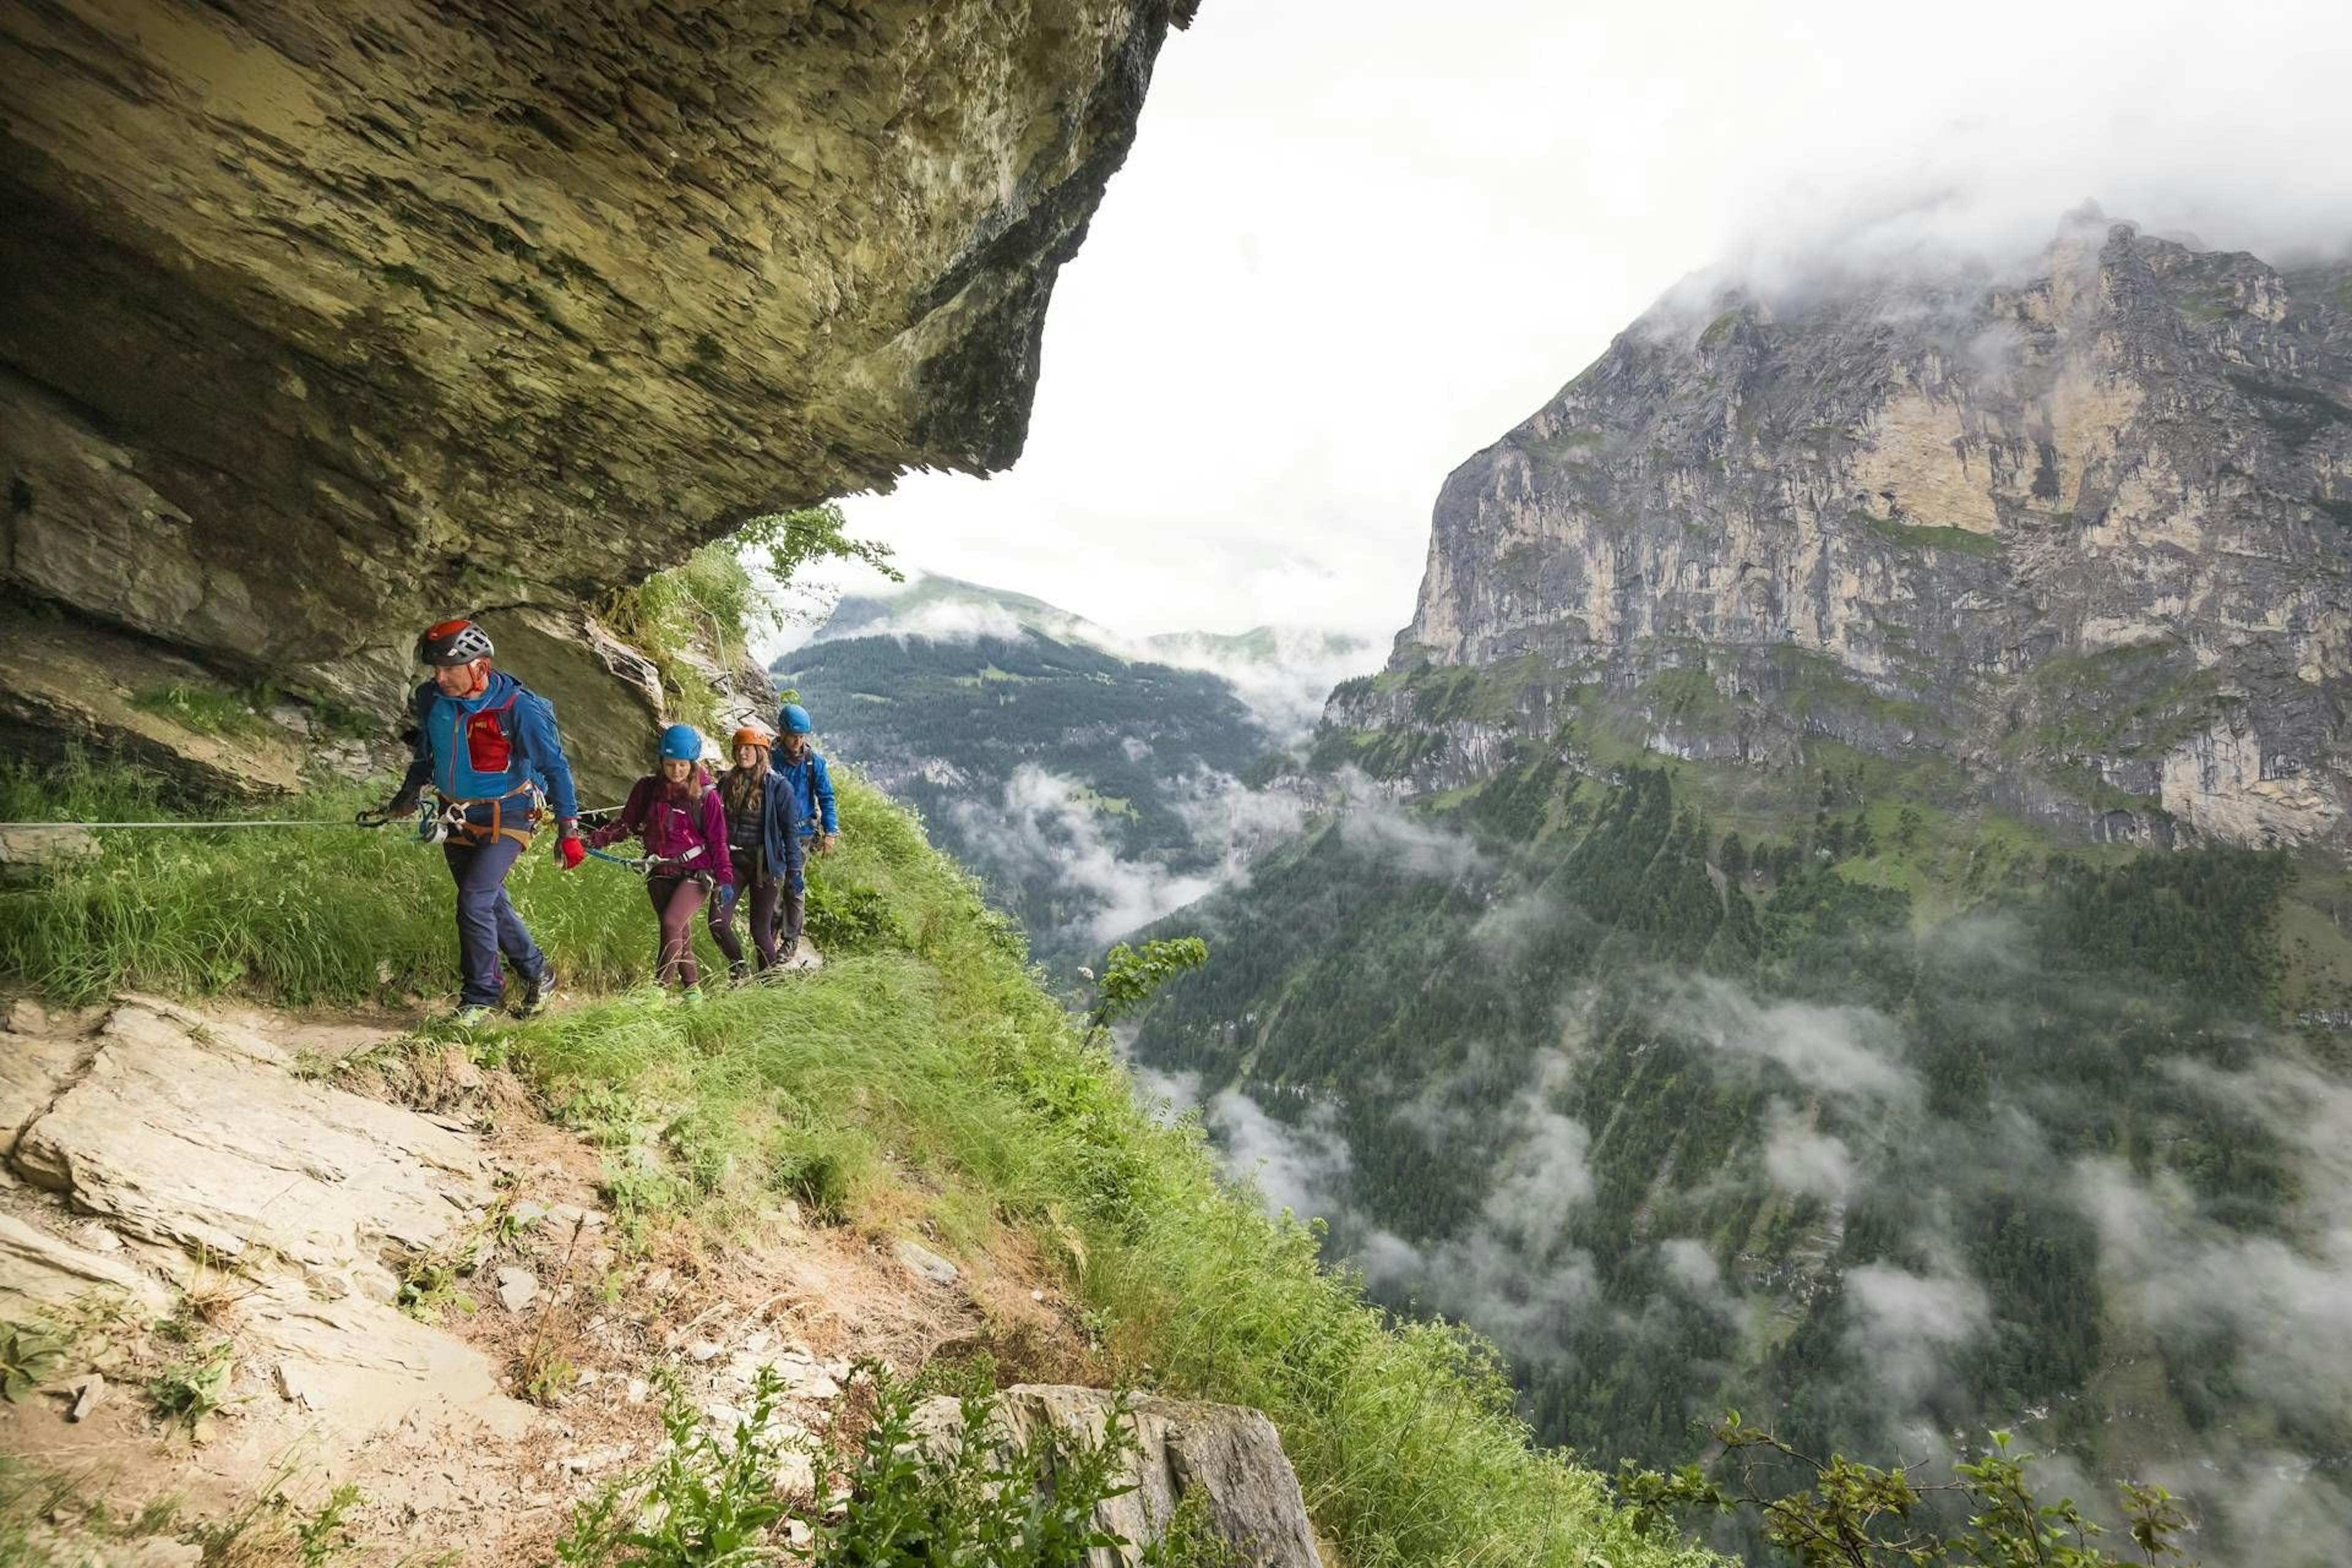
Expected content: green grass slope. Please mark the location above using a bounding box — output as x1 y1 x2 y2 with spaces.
0 760 1716 1568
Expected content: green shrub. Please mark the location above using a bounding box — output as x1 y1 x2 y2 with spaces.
554 1365 793 1566
1618 1415 2193 1567
558 1362 1145 1567
147 1339 235 1428
0 1322 66 1403
811 1362 1139 1566
802 874 907 954
761 1117 877 1222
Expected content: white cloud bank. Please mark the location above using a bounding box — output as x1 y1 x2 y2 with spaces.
831 0 2352 653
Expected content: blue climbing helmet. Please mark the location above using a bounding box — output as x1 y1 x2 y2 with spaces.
778 703 813 736
658 723 703 761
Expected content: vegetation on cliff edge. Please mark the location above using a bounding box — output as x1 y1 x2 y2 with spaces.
0 756 1715 1568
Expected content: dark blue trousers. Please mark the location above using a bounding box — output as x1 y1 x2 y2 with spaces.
443 835 546 1006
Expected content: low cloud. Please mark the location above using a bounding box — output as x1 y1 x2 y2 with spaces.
1167 766 1314 875
1659 1237 1722 1297
861 598 1034 644
1659 1237 1745 1325
1142 627 1380 742
941 763 1313 956
1204 1087 1352 1223
1659 974 1917 1105
1468 888 1588 961
1364 1052 1601 1357
2073 1060 2352 1438
949 766 1221 945
1125 1058 1205 1128
1334 791 1485 880
1842 1258 1991 1404
1762 1102 1856 1203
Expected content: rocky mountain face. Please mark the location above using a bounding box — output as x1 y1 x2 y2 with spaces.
0 0 1192 796
1357 222 2352 854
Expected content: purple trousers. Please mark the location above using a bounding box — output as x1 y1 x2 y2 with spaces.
644 874 709 987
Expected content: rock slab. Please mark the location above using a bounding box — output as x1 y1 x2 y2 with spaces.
913 1384 1320 1567
9 1002 491 1298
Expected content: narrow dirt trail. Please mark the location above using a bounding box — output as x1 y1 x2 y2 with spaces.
0 993 1071 1564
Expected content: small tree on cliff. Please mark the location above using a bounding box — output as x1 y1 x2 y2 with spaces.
1617 1414 2195 1567
737 500 901 611
1085 937 1210 1031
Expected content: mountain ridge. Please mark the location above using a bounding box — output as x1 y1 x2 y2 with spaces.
1351 221 2352 857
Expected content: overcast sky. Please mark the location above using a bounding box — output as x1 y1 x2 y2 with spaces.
821 0 2352 650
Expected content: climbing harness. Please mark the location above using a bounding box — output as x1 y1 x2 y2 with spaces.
353 792 535 846
352 791 626 842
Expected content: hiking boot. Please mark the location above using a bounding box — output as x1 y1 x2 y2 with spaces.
677 986 704 1009
514 966 557 1018
450 1003 493 1030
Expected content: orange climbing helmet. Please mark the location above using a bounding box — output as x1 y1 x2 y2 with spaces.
731 725 772 751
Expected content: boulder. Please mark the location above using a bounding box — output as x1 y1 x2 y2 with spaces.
911 1385 1321 1567
233 1272 532 1453
0 822 98 875
0 614 307 801
894 1238 961 1289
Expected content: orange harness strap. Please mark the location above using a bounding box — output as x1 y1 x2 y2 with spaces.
439 789 543 851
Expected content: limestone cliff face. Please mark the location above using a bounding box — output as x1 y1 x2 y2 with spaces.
0 0 1192 793
1372 222 2352 853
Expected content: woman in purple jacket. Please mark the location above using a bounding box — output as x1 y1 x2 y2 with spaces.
588 723 733 1000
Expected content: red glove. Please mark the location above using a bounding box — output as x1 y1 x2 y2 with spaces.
556 834 585 870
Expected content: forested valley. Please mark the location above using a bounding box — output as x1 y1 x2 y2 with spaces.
1130 751 2352 1565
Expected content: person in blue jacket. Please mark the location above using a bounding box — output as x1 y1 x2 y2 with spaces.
367 618 586 1025
706 724 807 979
772 702 837 955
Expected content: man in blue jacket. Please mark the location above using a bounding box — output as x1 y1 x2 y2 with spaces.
368 619 586 1025
772 703 836 957
774 703 838 853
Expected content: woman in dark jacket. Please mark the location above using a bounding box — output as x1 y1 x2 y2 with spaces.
587 724 733 1000
707 725 805 979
